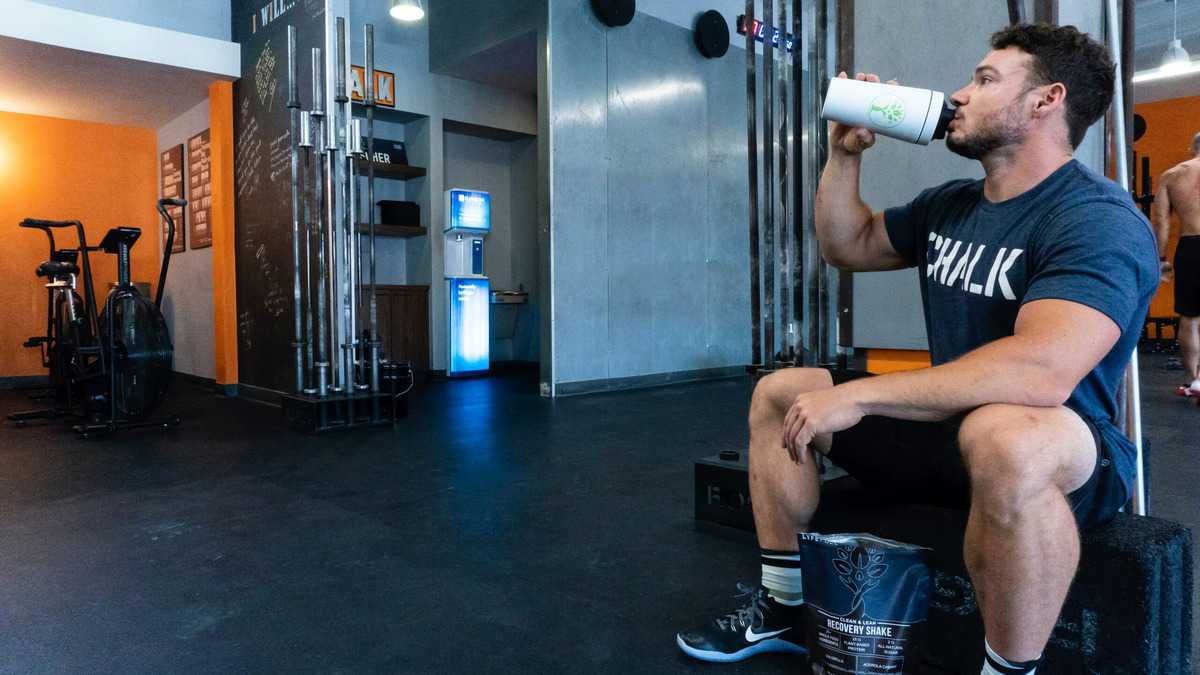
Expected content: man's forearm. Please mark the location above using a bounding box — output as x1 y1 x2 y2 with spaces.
839 336 1070 422
815 152 873 262
1152 185 1171 256
1156 221 1170 258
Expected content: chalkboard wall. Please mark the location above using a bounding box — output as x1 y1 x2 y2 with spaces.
232 0 326 392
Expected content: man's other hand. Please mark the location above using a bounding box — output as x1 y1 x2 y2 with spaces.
781 385 865 463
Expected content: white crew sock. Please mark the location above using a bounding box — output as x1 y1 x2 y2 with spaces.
981 638 1039 675
760 549 803 606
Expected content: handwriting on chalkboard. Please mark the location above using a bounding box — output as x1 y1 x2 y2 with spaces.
232 0 325 390
235 100 263 199
269 130 291 184
254 39 278 112
255 242 288 318
238 309 255 352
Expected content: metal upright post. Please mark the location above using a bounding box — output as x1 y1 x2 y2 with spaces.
287 26 305 394
311 47 329 398
834 0 855 368
365 24 381 394
746 2 762 368
792 0 811 362
777 0 793 364
762 0 776 367
300 110 316 395
1105 0 1145 515
350 119 366 388
334 16 354 397
812 0 833 366
1007 0 1026 25
324 44 341 394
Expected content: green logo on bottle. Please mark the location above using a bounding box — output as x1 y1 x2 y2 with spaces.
868 95 906 128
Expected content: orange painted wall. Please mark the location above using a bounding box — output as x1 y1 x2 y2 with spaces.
0 111 159 377
1135 95 1200 319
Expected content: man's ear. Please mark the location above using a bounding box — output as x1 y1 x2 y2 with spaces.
1031 82 1067 118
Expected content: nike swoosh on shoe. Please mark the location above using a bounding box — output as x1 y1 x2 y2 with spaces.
744 625 790 643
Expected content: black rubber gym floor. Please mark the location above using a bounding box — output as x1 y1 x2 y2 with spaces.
0 355 1193 672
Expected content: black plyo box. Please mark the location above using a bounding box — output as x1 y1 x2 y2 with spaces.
694 454 754 532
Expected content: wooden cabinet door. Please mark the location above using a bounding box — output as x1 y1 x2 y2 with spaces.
374 285 429 374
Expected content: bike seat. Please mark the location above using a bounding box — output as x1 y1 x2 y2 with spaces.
36 260 79 278
51 249 79 264
99 227 141 253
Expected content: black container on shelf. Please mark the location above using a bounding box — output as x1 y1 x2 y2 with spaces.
377 200 420 226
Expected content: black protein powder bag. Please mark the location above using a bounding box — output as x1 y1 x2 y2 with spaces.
798 532 934 674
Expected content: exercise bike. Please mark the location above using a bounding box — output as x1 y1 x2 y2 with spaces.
9 199 185 436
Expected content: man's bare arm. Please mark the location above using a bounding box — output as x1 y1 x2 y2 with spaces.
813 72 910 273
1153 175 1173 258
814 155 908 272
839 299 1121 421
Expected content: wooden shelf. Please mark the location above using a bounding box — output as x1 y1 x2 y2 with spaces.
357 223 427 238
354 159 426 180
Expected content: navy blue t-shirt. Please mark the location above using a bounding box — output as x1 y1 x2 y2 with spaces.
883 159 1159 495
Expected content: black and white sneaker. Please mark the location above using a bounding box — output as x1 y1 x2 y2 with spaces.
675 583 807 662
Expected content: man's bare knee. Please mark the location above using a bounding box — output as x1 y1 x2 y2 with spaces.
959 404 1088 528
749 368 835 429
962 437 1041 527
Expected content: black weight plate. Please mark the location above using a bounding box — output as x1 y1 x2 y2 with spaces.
695 10 730 58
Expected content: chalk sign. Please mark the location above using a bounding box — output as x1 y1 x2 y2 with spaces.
350 65 396 107
187 129 213 249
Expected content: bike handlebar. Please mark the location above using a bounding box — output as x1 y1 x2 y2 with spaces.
20 218 81 230
154 199 185 310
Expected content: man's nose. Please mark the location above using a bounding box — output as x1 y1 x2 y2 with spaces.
950 86 970 108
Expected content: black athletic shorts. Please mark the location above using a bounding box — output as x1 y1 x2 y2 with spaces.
1175 235 1200 317
825 369 1126 532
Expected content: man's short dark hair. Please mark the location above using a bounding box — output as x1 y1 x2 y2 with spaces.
990 23 1115 149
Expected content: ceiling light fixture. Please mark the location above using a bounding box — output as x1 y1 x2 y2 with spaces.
389 0 425 22
1160 0 1191 72
1133 60 1200 83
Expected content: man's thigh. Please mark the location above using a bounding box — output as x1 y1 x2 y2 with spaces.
820 370 1116 528
822 373 970 510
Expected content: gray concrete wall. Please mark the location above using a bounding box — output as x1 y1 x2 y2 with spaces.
29 0 230 40
156 99 215 380
850 0 1107 350
510 137 539 362
427 0 543 75
544 2 751 393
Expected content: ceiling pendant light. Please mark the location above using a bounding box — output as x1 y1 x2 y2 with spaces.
1160 0 1191 73
389 0 425 22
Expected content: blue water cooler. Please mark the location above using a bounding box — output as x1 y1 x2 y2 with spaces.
444 189 490 376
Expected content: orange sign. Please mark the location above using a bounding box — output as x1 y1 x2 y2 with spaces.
350 65 395 108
